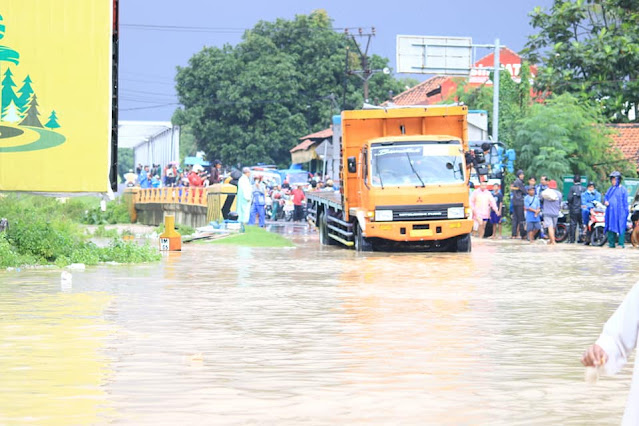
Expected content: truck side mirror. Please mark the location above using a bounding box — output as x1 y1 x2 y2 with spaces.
347 156 357 173
475 164 489 176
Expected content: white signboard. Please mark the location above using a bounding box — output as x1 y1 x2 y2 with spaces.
396 35 472 76
159 238 170 251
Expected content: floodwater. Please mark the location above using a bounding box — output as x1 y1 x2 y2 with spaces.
1 225 638 425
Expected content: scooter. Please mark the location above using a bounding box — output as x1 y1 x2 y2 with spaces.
283 199 294 222
587 201 607 246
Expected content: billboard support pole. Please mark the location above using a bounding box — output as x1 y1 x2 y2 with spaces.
110 0 119 191
492 38 500 142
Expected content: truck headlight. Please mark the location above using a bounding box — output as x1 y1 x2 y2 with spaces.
448 207 464 219
375 209 393 222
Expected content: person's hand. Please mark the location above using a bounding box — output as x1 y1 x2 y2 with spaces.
581 344 608 367
605 201 609 206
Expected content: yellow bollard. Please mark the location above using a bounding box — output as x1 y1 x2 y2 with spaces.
159 215 182 251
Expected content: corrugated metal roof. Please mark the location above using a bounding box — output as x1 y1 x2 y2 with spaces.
290 139 316 153
299 127 332 140
118 121 174 149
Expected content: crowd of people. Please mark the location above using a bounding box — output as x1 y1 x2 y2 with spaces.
470 169 632 248
234 168 338 227
124 161 225 189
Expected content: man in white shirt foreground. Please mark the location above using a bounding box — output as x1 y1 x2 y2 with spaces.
582 283 639 424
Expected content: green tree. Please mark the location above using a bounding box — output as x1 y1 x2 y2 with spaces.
174 10 410 166
178 125 197 163
19 92 43 128
448 62 534 146
44 110 60 129
1 68 17 119
16 75 33 114
117 147 134 179
524 0 639 122
514 93 635 186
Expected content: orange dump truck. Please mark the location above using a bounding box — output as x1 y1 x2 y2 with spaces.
307 105 476 252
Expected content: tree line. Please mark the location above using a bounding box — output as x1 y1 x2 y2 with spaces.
173 3 638 181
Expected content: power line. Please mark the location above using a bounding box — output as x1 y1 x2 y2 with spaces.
120 103 179 112
120 23 367 34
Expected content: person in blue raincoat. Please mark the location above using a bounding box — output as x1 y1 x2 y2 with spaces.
248 175 267 227
604 171 629 248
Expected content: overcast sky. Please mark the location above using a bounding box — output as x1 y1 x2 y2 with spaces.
119 0 553 121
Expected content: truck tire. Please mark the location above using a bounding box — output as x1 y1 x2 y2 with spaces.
318 211 336 246
354 222 373 252
456 233 472 252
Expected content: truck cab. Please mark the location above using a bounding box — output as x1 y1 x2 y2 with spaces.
349 135 471 250
307 105 476 252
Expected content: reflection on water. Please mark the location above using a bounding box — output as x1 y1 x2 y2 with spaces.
1 230 638 424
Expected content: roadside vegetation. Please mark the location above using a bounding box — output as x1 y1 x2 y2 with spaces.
206 226 294 248
0 194 160 269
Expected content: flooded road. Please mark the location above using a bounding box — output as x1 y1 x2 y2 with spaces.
1 226 638 424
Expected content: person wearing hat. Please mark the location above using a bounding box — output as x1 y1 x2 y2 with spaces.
567 174 586 243
581 182 602 239
541 180 563 245
604 171 629 248
509 169 527 239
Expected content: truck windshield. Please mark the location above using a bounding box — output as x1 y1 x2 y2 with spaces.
370 142 464 187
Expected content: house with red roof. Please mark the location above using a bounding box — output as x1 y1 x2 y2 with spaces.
390 47 537 107
608 123 639 170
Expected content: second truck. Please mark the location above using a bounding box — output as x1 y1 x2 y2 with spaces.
307 104 481 252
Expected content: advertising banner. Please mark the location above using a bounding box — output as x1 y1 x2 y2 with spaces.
0 1 113 192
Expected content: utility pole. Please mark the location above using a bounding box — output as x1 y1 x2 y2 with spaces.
346 27 376 103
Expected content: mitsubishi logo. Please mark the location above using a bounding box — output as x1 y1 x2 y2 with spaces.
416 197 423 203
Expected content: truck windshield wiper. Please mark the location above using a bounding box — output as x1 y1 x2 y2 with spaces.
406 152 425 187
375 153 384 189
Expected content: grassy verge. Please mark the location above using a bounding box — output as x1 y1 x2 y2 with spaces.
0 194 160 268
207 226 294 247
155 223 196 236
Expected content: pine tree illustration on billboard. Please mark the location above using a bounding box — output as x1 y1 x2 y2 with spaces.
0 12 65 152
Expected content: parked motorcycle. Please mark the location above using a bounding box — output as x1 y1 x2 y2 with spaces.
283 199 294 221
587 201 607 246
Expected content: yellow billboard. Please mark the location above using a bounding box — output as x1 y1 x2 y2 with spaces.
0 1 113 192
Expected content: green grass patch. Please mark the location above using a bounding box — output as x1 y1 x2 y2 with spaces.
0 194 159 268
208 226 294 247
92 225 120 239
155 223 196 236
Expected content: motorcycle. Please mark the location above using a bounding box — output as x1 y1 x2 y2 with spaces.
587 201 607 246
283 199 294 222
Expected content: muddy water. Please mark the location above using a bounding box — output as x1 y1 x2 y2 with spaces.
1 227 638 424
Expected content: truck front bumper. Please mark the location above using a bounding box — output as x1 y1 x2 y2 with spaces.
365 219 473 242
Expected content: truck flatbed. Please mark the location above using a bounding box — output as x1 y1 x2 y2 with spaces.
307 191 342 210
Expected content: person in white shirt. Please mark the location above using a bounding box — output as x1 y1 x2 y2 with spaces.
582 283 639 424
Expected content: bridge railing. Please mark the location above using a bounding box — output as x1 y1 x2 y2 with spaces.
124 184 238 225
135 186 208 206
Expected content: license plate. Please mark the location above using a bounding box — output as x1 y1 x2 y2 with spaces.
410 229 433 237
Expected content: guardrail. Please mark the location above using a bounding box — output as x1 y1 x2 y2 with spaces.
134 187 208 206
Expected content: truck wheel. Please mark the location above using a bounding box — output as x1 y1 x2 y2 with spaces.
354 222 373 252
319 211 336 246
456 233 472 252
591 226 606 246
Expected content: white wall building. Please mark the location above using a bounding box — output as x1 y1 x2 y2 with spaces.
118 121 180 168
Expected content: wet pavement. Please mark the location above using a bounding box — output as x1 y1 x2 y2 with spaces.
1 224 638 424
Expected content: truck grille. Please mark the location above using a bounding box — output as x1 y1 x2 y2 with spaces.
379 203 463 222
